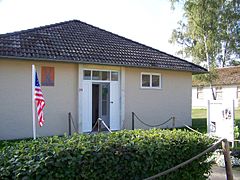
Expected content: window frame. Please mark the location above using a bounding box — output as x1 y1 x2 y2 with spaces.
197 86 204 99
237 86 240 99
215 86 223 100
140 72 162 89
83 69 119 82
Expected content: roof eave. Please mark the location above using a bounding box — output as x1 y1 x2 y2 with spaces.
0 55 207 74
192 70 208 75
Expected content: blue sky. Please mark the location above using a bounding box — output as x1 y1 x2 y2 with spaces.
0 0 183 56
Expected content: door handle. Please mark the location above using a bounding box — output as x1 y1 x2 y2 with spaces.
110 101 114 104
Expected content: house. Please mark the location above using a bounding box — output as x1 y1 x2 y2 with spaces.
192 66 240 108
0 20 207 140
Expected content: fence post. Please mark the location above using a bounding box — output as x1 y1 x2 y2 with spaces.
98 118 100 132
222 139 233 180
172 117 175 129
132 112 134 130
68 112 71 136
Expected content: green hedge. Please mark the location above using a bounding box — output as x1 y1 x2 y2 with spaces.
0 129 214 179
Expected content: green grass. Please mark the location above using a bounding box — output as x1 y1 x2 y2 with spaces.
192 109 207 119
192 109 207 133
192 108 240 133
235 109 240 127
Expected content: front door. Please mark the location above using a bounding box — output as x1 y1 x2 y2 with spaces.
81 69 120 132
92 83 110 130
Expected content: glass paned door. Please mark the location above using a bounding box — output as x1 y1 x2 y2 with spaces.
99 83 110 128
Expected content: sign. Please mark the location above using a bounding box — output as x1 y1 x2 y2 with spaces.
207 100 234 142
41 66 54 86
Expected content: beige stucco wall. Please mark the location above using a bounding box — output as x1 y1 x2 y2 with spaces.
0 59 78 140
124 67 192 129
0 58 193 139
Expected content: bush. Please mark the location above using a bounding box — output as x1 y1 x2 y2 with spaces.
0 129 214 180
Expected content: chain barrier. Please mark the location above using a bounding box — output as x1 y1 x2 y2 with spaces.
69 113 78 132
68 112 78 135
132 112 174 128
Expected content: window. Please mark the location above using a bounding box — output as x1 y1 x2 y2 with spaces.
101 84 109 116
237 86 240 99
101 71 110 81
92 71 100 80
152 75 160 87
83 70 91 80
141 73 161 89
142 74 150 87
197 87 204 99
83 70 118 81
111 72 118 81
215 87 222 100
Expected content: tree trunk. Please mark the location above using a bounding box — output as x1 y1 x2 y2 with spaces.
204 35 210 71
204 34 216 100
221 40 228 67
210 84 216 100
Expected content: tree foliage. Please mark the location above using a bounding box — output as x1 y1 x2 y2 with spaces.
170 0 240 99
170 0 240 68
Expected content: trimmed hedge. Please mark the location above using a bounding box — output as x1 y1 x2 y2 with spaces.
0 129 214 179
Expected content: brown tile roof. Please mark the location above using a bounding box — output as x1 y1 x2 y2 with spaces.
0 20 207 73
192 66 240 86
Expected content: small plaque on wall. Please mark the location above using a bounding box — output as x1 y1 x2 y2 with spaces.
41 66 54 86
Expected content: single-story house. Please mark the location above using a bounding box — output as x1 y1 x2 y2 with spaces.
0 20 207 140
192 66 240 108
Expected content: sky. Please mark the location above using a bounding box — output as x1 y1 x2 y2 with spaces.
0 0 183 57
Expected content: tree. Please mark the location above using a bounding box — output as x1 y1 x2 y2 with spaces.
170 0 240 68
217 1 240 67
169 0 240 99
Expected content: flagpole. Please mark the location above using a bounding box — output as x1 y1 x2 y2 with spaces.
32 65 36 140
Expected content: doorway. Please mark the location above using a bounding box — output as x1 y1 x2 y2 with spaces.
92 83 110 130
81 69 121 132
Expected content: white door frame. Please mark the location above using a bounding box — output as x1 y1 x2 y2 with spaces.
78 66 124 132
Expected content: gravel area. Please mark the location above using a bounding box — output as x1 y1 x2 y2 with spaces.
209 165 240 180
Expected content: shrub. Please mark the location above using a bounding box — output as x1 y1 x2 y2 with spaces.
0 129 214 180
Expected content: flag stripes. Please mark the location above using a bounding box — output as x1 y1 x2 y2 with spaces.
34 71 45 127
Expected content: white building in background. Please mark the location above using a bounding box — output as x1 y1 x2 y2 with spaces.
192 66 240 109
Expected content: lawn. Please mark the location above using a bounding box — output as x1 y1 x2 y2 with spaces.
192 109 207 133
192 108 240 133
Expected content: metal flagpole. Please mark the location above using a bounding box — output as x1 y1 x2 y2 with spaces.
32 65 36 140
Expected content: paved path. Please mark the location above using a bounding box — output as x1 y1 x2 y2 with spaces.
209 165 240 180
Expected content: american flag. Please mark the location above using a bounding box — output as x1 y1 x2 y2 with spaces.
34 71 45 127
